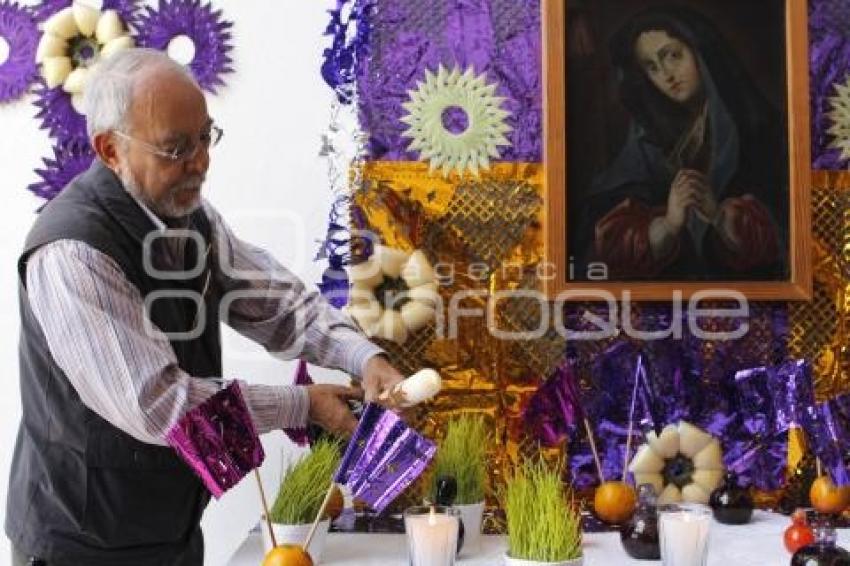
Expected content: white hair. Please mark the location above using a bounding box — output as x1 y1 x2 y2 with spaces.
84 47 198 138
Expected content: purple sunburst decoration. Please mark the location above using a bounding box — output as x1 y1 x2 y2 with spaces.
32 78 88 145
135 0 233 93
28 140 94 203
0 1 38 103
31 0 138 27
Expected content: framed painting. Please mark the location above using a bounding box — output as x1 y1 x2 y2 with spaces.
543 0 811 300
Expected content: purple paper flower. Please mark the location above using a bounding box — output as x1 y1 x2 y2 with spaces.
31 0 138 27
135 0 233 93
32 78 88 146
810 0 850 169
28 139 94 202
0 1 38 103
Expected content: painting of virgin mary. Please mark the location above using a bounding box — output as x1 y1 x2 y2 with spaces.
568 3 789 282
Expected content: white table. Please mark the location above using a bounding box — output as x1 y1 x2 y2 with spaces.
228 511 847 565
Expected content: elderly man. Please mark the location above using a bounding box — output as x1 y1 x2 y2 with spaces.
5 48 402 565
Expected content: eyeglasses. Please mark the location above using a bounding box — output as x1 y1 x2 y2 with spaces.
113 123 224 163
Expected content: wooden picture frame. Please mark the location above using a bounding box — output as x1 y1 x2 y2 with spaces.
543 0 811 300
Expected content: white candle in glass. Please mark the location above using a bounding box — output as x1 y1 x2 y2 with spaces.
659 505 711 566
404 506 460 566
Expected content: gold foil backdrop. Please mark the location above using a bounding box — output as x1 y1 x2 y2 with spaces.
351 162 850 522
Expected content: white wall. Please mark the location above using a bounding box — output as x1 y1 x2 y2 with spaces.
0 1 345 564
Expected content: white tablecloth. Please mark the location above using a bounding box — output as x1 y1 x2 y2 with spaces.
227 510 848 565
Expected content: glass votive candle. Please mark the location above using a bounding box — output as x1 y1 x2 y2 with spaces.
659 504 711 566
404 505 461 566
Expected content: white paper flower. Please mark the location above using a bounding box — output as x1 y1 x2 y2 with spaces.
400 64 512 178
628 421 725 505
344 246 439 344
828 76 850 161
35 3 134 113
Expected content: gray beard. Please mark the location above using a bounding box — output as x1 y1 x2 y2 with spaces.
120 169 202 220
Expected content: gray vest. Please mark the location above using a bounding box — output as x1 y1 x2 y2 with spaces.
5 161 222 565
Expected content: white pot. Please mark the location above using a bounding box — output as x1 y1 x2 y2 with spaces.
261 518 330 564
456 501 485 557
503 553 583 566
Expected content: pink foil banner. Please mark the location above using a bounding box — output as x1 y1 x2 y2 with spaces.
167 381 265 498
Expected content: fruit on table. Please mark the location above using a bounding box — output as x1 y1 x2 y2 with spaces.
323 485 345 520
594 481 637 524
809 476 850 515
783 509 815 554
261 544 313 566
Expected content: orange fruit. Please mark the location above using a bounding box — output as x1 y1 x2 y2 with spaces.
593 481 637 524
261 544 313 566
810 476 850 515
323 485 345 520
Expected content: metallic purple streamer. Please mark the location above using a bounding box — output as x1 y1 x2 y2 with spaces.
356 0 541 161
166 381 265 499
28 140 94 203
135 0 234 94
0 1 38 103
334 403 435 513
809 0 850 169
804 394 850 486
322 0 375 104
316 194 352 308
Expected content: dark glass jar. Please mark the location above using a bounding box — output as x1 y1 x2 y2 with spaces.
620 484 661 560
791 519 850 565
709 471 754 525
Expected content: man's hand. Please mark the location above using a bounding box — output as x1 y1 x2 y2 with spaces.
362 355 405 403
305 384 363 436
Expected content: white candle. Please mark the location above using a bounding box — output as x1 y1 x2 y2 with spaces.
404 506 459 566
383 369 442 407
659 505 711 566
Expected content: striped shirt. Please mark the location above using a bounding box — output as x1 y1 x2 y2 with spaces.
25 198 381 446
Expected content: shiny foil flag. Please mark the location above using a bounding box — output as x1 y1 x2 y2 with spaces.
167 381 265 498
335 403 436 513
804 393 850 486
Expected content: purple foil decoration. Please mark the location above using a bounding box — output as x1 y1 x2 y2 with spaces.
804 394 850 486
166 381 265 499
563 312 793 490
355 0 542 161
0 1 38 103
725 433 788 490
316 195 352 308
522 359 584 448
322 0 375 104
810 0 850 169
135 0 233 94
282 360 312 447
334 403 435 513
32 78 88 145
28 140 94 202
31 0 138 26
735 359 814 435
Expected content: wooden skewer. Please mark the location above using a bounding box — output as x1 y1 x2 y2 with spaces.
817 457 823 478
623 361 643 483
254 469 278 548
303 482 336 552
583 418 605 484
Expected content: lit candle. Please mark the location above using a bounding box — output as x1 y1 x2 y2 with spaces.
404 505 460 566
659 505 711 566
